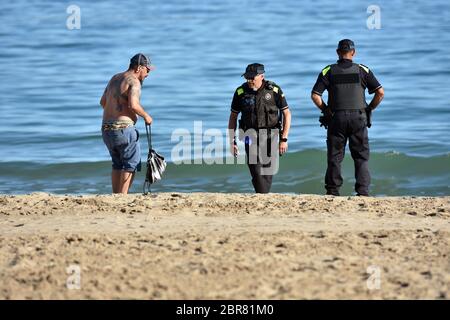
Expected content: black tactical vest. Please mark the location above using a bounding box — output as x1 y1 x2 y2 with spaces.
238 81 280 130
327 63 366 111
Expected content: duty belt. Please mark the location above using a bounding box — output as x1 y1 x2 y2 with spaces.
333 109 365 113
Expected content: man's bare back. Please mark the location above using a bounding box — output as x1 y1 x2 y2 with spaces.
101 72 142 123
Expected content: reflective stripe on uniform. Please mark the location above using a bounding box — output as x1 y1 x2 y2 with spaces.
359 64 369 73
237 87 244 95
322 65 331 76
369 85 382 94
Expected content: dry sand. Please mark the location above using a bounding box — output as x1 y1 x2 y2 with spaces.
0 193 449 299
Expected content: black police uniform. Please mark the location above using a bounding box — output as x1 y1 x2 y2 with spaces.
231 80 289 193
312 59 382 196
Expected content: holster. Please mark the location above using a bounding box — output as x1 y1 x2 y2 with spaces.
365 107 372 128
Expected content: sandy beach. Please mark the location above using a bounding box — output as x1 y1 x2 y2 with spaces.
0 193 449 299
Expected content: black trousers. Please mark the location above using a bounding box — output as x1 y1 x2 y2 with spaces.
326 110 370 196
245 129 278 194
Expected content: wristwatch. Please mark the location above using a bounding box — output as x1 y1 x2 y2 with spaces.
280 138 288 142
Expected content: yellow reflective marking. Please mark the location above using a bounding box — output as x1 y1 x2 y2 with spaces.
273 87 279 94
237 88 244 95
322 66 331 76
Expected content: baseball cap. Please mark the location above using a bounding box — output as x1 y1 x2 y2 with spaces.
130 53 155 70
242 63 265 79
337 39 355 52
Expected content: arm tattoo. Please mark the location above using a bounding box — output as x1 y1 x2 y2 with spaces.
130 83 141 100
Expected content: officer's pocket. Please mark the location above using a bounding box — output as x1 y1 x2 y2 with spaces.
268 110 279 127
265 105 279 128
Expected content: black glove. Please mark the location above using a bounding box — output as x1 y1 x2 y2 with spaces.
319 105 333 129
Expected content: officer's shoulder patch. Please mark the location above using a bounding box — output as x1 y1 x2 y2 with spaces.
266 80 281 93
359 64 370 73
265 80 275 89
236 87 244 95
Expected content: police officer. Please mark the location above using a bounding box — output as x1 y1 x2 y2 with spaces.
311 39 384 196
228 63 291 193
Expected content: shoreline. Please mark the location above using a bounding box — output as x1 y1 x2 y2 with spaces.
0 193 449 299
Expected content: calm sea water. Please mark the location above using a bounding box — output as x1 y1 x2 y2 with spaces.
0 0 449 195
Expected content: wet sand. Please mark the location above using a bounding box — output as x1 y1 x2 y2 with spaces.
0 193 449 299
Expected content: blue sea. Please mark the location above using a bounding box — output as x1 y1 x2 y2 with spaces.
0 0 449 195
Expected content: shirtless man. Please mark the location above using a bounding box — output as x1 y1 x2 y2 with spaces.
100 53 154 194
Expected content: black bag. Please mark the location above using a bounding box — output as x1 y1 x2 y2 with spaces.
143 124 166 195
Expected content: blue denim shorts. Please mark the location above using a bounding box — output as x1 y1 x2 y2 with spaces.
102 126 141 172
